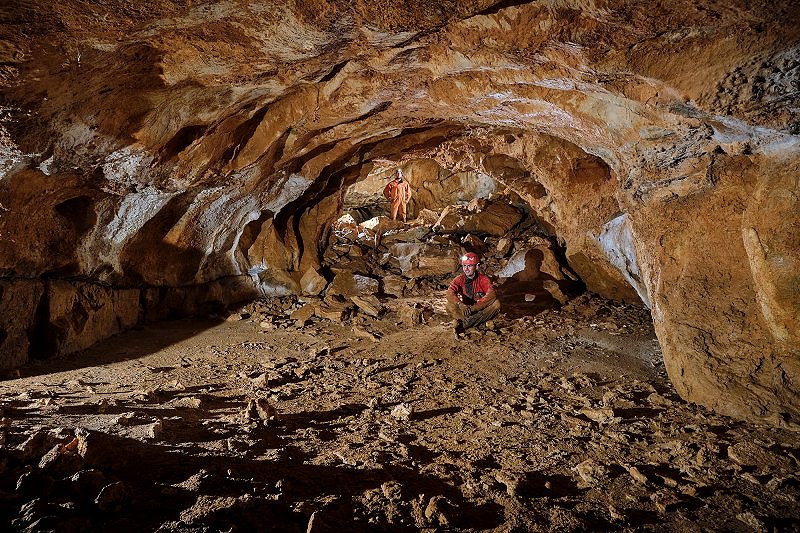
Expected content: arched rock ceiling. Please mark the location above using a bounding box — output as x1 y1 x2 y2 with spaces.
0 0 798 420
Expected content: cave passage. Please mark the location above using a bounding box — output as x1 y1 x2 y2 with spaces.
1 0 799 529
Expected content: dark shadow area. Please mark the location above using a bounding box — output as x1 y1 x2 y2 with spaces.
7 317 226 380
412 406 461 421
0 427 506 532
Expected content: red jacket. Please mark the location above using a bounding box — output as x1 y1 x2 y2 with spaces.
448 273 493 306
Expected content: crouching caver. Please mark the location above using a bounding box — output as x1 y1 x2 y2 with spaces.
446 252 501 334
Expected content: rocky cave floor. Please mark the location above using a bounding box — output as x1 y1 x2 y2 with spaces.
2 293 800 532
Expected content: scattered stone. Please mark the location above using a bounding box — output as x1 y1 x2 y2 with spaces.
314 302 350 322
179 495 241 525
736 511 767 531
352 326 380 341
244 398 278 424
493 470 534 497
16 469 55 497
251 373 269 389
227 437 252 453
291 304 316 323
626 465 649 484
543 279 570 305
650 490 685 513
70 469 108 498
574 459 610 486
170 396 203 409
381 481 404 501
145 420 164 439
424 495 453 527
75 429 128 469
226 311 250 321
727 441 791 470
390 403 413 421
496 237 513 257
647 393 673 406
327 270 380 297
580 407 616 424
16 429 65 463
382 275 406 297
38 437 83 476
351 295 383 317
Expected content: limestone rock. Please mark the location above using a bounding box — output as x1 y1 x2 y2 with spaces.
390 403 413 421
350 295 383 318
0 280 44 369
597 213 650 308
416 209 440 225
290 304 316 323
381 275 406 298
409 254 459 278
380 225 431 245
496 237 513 257
574 459 610 487
424 496 453 527
727 442 792 470
0 0 796 424
95 481 129 512
433 201 523 236
244 398 278 424
300 268 328 296
327 270 379 297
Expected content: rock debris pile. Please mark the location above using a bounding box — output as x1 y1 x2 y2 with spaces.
292 196 583 327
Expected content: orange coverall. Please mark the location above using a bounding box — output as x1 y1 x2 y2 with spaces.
383 179 411 221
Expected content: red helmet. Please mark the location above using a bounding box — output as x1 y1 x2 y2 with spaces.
460 252 480 266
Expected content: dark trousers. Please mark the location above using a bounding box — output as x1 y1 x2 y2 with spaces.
446 299 500 330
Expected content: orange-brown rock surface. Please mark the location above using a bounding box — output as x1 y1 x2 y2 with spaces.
0 0 798 420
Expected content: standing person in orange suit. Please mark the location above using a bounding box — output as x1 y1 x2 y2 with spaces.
383 169 412 222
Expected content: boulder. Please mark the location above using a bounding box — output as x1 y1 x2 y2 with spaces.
300 268 328 296
290 304 316 323
350 295 383 317
381 275 407 297
409 254 459 278
388 243 426 274
314 303 348 322
388 243 459 277
629 154 800 420
461 234 485 251
415 209 440 225
314 295 354 322
327 270 380 297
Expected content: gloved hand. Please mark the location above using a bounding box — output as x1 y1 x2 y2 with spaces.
463 305 473 317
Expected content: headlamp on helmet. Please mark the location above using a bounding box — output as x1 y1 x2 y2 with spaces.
460 252 480 266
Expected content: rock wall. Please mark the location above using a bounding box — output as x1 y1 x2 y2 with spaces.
629 151 800 419
0 0 798 419
0 277 257 369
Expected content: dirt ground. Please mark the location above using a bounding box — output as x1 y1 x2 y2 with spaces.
1 292 799 532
